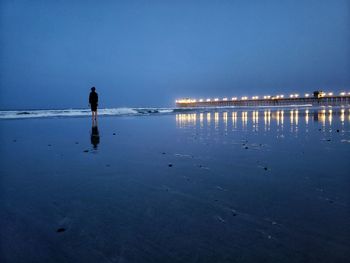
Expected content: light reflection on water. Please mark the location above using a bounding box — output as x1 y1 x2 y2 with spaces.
175 108 350 135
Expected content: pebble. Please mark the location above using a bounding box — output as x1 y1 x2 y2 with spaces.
168 164 173 167
245 146 249 149
113 133 116 135
56 228 66 233
83 150 89 153
231 209 238 216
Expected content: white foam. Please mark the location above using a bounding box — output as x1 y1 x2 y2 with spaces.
0 107 175 119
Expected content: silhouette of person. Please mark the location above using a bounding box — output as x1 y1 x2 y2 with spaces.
89 87 98 120
90 120 100 149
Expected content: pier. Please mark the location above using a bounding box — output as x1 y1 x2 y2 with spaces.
176 93 350 108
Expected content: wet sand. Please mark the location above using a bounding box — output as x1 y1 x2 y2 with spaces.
0 108 350 262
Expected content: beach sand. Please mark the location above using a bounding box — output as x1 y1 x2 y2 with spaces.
1 108 349 262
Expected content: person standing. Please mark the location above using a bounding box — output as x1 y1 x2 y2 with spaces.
89 87 98 120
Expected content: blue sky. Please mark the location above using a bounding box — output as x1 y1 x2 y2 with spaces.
0 0 349 109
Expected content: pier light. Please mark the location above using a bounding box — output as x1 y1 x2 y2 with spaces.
305 93 310 97
276 95 280 99
340 92 346 96
199 99 203 102
206 98 211 102
263 95 271 99
214 98 219 101
280 95 284 98
191 99 197 103
223 97 228 101
231 97 237 101
252 96 259 100
290 94 294 98
241 96 248 100
328 92 333 96
348 92 350 95
294 94 299 98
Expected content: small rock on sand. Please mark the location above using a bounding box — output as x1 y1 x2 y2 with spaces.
56 228 66 233
168 164 173 167
83 150 89 153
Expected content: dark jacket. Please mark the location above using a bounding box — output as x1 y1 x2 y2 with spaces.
89 91 98 105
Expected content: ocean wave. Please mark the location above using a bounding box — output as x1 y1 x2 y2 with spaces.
0 107 179 119
1 105 345 120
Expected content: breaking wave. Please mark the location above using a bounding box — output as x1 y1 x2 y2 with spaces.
0 107 184 119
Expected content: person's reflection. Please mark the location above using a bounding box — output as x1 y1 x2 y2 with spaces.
90 119 100 149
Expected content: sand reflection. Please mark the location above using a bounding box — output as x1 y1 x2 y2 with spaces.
90 119 100 149
176 108 350 135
